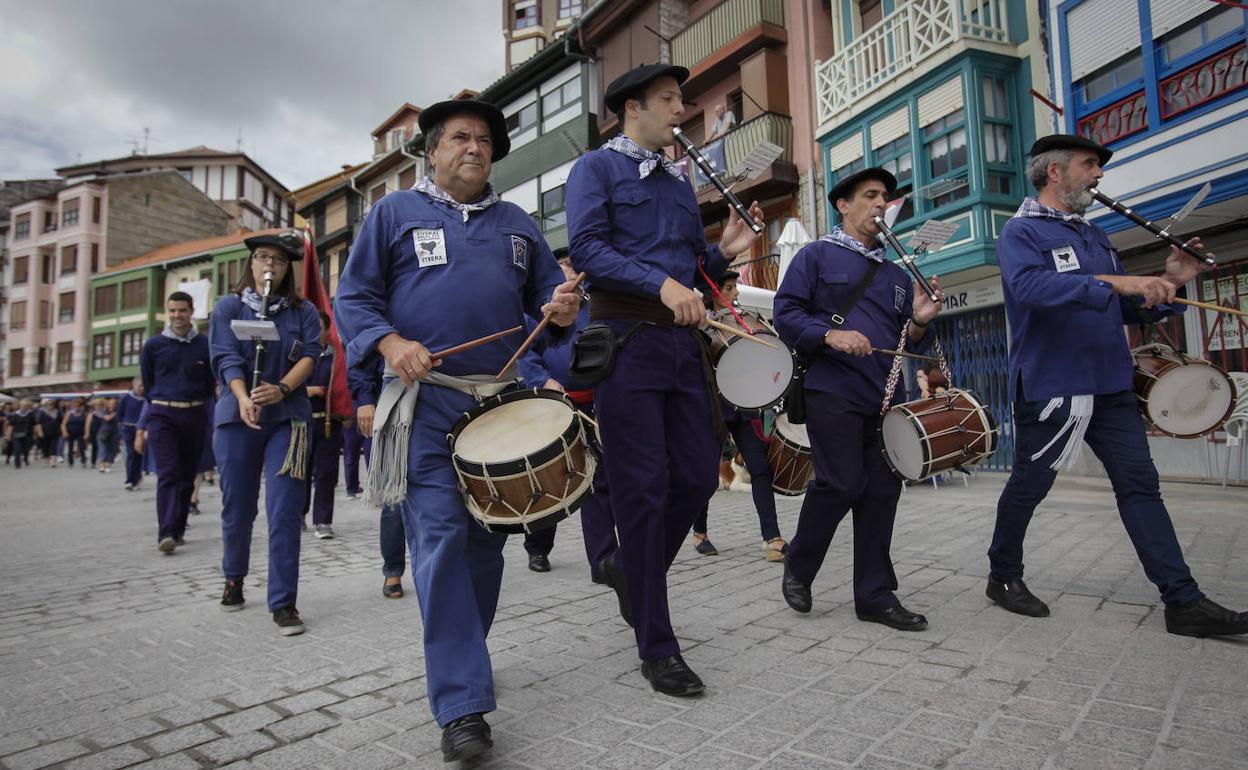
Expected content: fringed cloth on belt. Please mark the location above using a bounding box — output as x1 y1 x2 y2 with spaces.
364 366 518 508
277 421 309 480
588 289 727 441
1029 395 1094 471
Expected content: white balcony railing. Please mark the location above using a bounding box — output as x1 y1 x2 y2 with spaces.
815 0 1011 124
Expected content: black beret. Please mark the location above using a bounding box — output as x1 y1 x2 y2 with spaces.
243 230 305 261
1029 133 1112 166
418 99 511 162
718 270 740 285
827 167 898 206
605 64 689 114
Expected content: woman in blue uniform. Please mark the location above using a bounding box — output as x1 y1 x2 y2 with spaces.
209 231 321 636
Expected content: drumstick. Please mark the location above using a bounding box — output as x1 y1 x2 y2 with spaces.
1172 297 1248 318
496 272 587 378
704 318 779 349
872 348 940 363
430 326 524 362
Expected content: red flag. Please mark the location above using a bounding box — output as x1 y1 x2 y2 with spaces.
300 227 353 419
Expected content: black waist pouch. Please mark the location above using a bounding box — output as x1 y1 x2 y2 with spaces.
569 322 647 387
783 358 809 424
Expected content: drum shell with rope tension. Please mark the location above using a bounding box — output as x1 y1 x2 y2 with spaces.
448 389 596 534
706 310 796 411
1131 345 1237 439
767 412 815 495
879 389 998 482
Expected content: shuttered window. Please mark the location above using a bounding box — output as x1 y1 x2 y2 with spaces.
870 106 910 150
828 132 865 169
917 77 964 125
1068 0 1142 81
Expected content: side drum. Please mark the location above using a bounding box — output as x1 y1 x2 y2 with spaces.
767 413 814 495
879 389 998 481
1132 345 1236 439
707 311 796 411
448 389 595 533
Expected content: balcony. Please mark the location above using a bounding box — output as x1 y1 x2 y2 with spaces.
814 0 1012 126
691 112 798 208
671 0 787 93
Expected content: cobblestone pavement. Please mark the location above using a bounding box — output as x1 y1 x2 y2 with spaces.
1 462 1246 770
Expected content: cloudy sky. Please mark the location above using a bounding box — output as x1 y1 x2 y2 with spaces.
0 0 506 191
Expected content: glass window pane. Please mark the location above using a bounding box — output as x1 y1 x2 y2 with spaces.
522 103 537 126
1164 25 1203 62
543 91 562 116
1206 6 1241 41
896 152 913 183
562 77 580 104
1118 52 1144 81
949 127 967 170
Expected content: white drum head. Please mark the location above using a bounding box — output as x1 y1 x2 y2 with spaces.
455 398 572 463
1148 361 1235 436
715 333 793 410
881 408 925 480
774 413 810 447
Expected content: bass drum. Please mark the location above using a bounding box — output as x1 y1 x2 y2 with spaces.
767 413 814 495
879 389 997 482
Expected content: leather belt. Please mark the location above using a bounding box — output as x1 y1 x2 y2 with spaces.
150 400 205 408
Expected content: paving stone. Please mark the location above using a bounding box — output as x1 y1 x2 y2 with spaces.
143 723 223 755
3 739 91 770
61 744 151 770
195 732 278 764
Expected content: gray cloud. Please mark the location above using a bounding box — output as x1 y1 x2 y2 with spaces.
0 0 505 189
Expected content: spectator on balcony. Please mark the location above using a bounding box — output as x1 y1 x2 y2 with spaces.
707 104 737 142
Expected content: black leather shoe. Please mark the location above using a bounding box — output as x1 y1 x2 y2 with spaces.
986 577 1051 617
600 553 633 627
528 554 551 573
1165 597 1248 638
441 713 492 762
857 605 928 631
640 654 705 697
781 564 811 613
590 573 606 585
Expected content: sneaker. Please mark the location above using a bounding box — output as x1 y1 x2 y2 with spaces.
221 579 245 611
314 525 335 540
188 502 200 515
124 483 135 491
158 537 176 554
273 606 305 636
174 538 186 546
98 467 106 473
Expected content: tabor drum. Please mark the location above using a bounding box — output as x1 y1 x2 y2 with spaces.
1132 345 1236 439
879 389 998 482
706 310 795 411
448 389 596 533
767 413 814 495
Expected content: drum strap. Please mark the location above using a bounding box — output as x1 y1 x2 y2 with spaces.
828 261 882 328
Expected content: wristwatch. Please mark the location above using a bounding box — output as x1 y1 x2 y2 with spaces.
277 382 290 398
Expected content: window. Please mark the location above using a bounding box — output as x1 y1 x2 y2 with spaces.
61 244 78 274
8 348 23 379
92 197 101 224
13 255 29 284
370 183 386 206
14 213 30 239
59 292 75 323
729 90 744 126
506 101 539 136
91 243 99 273
542 75 582 118
398 165 417 191
10 301 26 331
95 284 118 316
859 0 883 31
924 110 970 207
228 258 240 289
92 333 114 370
43 211 56 233
119 329 144 367
55 342 73 373
36 347 49 375
832 157 866 184
541 185 567 231
217 261 227 296
177 167 193 183
41 253 55 283
62 198 79 227
40 301 52 329
122 278 147 311
1160 6 1242 65
558 0 582 19
1080 52 1144 104
513 0 538 30
874 135 914 222
982 76 1014 197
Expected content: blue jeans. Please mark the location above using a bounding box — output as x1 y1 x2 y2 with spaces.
989 388 1202 607
380 504 406 577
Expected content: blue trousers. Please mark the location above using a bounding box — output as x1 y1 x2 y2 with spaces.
147 404 209 542
343 422 365 494
400 383 506 727
786 390 903 613
215 421 306 612
989 388 1203 607
596 324 720 660
122 426 143 486
64 432 86 465
693 410 781 540
381 504 407 577
302 420 342 525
